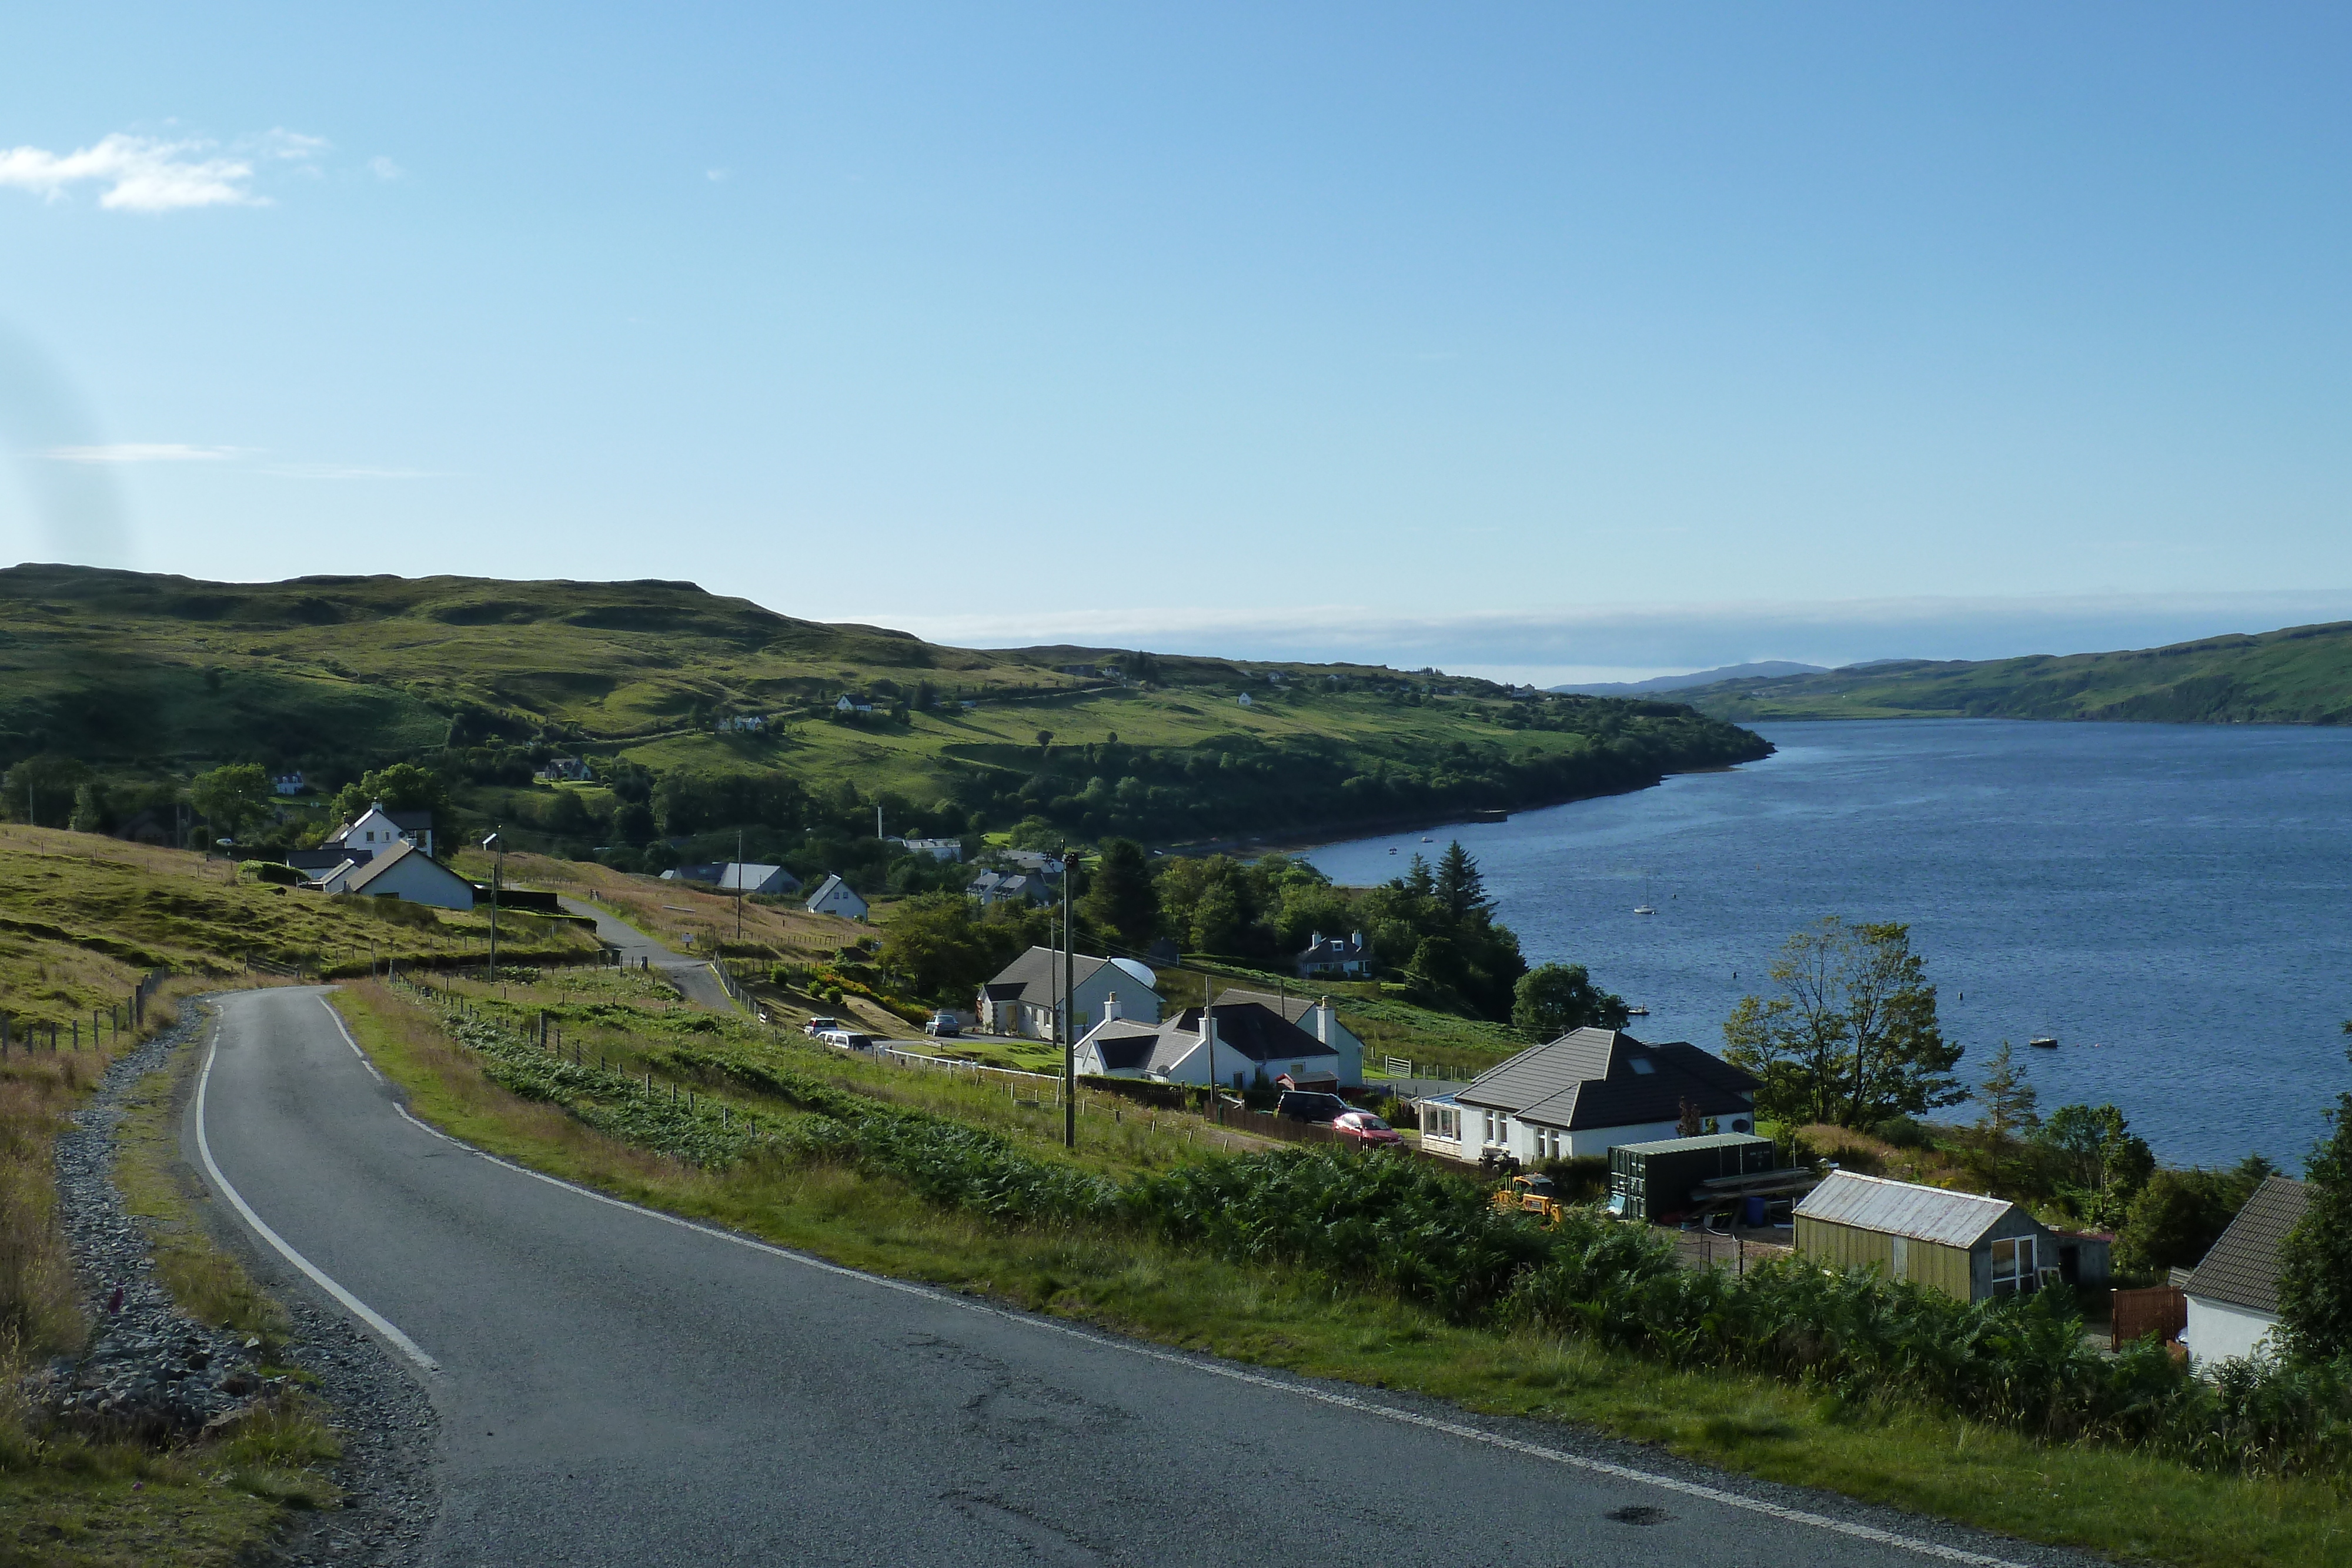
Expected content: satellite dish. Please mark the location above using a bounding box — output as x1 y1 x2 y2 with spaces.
1110 956 1157 988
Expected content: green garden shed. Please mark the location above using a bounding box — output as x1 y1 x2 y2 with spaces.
1794 1171 2054 1303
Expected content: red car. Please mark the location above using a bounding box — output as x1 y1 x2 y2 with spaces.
1331 1111 1404 1147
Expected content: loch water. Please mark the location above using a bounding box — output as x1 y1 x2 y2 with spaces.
1305 719 2352 1169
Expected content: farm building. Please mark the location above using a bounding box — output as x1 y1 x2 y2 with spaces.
1794 1171 2109 1303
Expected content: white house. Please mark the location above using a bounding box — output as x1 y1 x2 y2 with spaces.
1211 988 1364 1086
1073 997 1340 1090
272 772 306 797
536 758 593 783
2183 1176 2311 1369
1237 693 1254 707
1295 931 1372 979
720 714 766 732
977 948 1161 1039
319 839 477 911
967 869 1050 907
833 695 876 714
1423 1028 1759 1165
897 837 964 862
326 801 435 860
804 874 870 921
1003 849 1065 877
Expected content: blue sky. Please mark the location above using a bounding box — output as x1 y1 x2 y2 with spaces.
3 5 2350 681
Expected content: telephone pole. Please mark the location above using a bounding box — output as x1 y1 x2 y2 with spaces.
1061 847 1075 1149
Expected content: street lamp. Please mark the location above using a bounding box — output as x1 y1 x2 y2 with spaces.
482 830 504 979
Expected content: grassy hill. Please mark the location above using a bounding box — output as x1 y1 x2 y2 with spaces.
1678 620 2352 726
0 564 1769 851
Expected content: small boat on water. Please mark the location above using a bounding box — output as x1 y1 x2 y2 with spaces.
2028 1036 2059 1049
1421 835 1432 842
1626 1004 1650 1017
1633 869 1656 915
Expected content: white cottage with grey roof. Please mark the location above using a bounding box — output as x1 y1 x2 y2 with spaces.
978 948 1162 1039
1430 1028 1758 1164
2183 1176 2311 1368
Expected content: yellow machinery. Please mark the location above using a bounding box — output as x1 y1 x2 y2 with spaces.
1492 1172 1568 1224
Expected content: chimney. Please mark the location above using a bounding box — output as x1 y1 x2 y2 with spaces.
1314 995 1331 1047
1104 992 1121 1023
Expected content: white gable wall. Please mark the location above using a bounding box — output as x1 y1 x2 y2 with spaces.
2184 1296 2283 1369
349 853 475 911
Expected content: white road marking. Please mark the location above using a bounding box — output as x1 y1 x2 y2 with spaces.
318 995 383 1081
195 1008 439 1374
362 1048 2030 1565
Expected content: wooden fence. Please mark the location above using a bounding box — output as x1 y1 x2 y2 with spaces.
2113 1285 2187 1347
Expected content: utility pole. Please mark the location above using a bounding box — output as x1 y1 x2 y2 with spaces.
1061 846 1075 1149
736 828 744 947
483 830 504 979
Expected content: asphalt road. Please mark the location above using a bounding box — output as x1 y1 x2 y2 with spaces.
192 985 2064 1568
559 894 736 1011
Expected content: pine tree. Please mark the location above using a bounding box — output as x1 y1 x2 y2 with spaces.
2279 1035 2352 1359
1432 841 1491 924
1975 1041 2041 1140
1080 838 1160 954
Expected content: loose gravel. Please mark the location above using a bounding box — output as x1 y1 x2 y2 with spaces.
37 998 442 1567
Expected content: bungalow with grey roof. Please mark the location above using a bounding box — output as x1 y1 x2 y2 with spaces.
2183 1176 2313 1368
1425 1027 1758 1165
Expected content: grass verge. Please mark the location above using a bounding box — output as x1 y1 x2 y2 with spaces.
1 1017 341 1568
335 978 2352 1568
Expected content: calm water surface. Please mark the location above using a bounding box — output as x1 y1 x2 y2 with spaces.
1306 720 2352 1169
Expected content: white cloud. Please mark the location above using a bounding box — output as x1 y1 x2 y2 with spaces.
705 168 730 182
0 129 329 212
42 443 244 463
368 155 404 181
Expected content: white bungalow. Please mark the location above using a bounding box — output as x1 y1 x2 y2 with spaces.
2183 1177 2311 1369
804 874 870 921
318 840 476 911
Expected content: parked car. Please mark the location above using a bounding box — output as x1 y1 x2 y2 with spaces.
1332 1111 1404 1147
1276 1090 1352 1124
803 1016 842 1038
836 1031 878 1052
924 1012 961 1038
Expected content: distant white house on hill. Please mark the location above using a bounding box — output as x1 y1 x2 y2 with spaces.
805 874 869 921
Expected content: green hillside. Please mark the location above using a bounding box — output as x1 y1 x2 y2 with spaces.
1680 621 2352 726
0 564 1768 855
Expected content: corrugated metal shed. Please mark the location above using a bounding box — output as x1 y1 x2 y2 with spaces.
1795 1171 2016 1248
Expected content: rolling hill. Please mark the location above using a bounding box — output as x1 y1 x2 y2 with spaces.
1673 621 2352 726
0 564 1770 849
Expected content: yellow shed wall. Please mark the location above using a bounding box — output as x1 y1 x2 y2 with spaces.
1794 1218 1973 1302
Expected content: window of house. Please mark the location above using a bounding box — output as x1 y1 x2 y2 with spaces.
1990 1236 2035 1295
1628 1057 1655 1074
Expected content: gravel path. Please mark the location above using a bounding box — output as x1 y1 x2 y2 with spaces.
41 997 441 1566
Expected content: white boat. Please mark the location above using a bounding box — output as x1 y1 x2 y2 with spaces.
1633 868 1656 915
1626 1004 1650 1017
2028 1036 2059 1049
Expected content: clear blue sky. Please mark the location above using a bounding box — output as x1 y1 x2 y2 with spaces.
4 5 2350 680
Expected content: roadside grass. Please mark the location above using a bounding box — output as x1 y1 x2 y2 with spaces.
336 978 2352 1568
0 1005 340 1568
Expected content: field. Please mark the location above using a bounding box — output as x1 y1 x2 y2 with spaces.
1678 619 2352 726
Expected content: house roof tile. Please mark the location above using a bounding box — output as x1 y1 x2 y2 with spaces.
2185 1177 2312 1316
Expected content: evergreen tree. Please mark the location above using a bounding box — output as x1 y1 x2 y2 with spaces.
1974 1041 2041 1139
1432 841 1491 923
1080 838 1160 953
2279 1034 2352 1359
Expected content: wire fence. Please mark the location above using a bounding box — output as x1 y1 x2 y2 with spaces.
1 966 172 1059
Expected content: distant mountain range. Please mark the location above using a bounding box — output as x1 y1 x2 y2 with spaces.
1550 661 1829 696
1661 622 2352 726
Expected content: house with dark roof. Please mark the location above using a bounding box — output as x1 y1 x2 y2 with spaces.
1073 997 1339 1089
1295 931 1372 979
978 947 1162 1039
1434 1028 1758 1164
1210 988 1363 1086
325 802 435 860
2183 1176 2311 1368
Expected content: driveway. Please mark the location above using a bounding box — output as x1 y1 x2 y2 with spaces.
559 895 736 1011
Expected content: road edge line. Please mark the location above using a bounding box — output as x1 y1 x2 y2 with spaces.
195 1004 440 1375
386 1126 2026 1564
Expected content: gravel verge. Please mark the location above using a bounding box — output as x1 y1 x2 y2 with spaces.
36 997 441 1566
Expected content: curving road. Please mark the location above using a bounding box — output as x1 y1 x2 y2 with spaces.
189 985 2069 1568
558 894 736 1011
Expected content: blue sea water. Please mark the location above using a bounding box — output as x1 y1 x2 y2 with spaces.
1304 720 2352 1170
